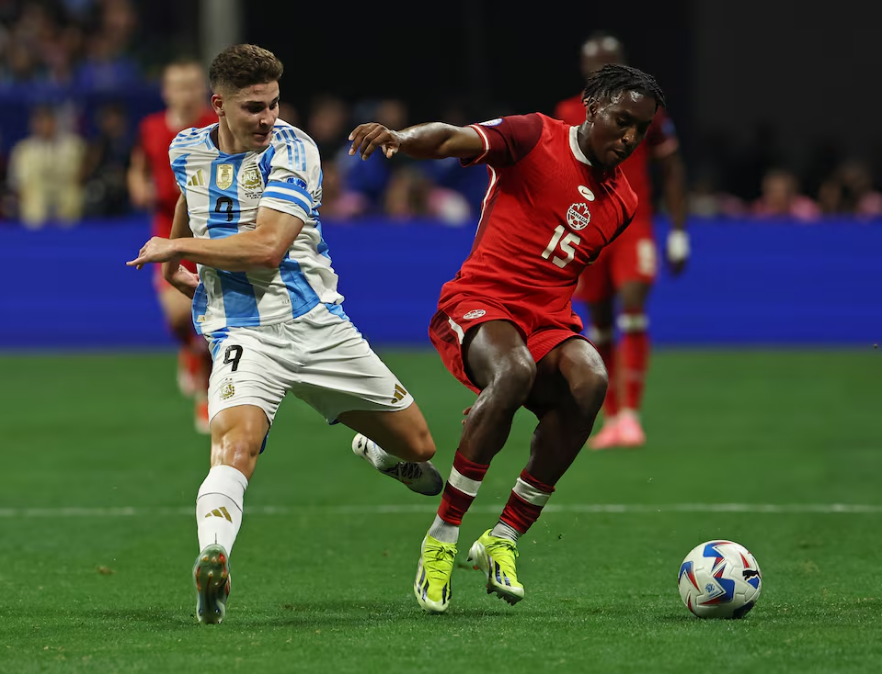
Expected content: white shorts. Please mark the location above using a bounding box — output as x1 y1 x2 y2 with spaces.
205 304 414 425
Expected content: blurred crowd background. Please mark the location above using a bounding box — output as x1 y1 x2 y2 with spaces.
0 0 878 230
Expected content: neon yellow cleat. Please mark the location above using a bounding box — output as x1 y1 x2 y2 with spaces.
414 534 457 613
467 530 524 605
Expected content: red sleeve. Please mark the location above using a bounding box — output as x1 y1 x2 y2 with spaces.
644 109 679 159
461 114 544 168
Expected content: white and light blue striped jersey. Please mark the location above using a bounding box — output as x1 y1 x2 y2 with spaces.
169 121 343 335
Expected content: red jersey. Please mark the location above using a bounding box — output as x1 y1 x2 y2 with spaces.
136 109 216 233
440 113 637 324
554 95 678 222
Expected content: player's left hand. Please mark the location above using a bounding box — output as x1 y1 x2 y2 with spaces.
348 123 401 160
666 230 690 276
127 237 179 269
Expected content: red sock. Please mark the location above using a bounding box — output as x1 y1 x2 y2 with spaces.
619 313 649 412
589 326 618 417
437 451 489 526
499 470 555 534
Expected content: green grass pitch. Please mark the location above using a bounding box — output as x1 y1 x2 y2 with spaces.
0 349 879 673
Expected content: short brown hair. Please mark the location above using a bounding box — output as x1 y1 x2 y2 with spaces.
209 44 283 93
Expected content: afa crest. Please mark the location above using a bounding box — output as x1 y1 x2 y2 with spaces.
220 378 235 400
240 166 262 190
216 164 234 190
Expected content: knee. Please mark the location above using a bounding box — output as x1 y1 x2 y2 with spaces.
569 362 608 418
403 423 436 462
488 354 536 408
212 431 263 473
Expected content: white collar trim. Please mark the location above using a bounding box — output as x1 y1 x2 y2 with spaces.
569 125 592 166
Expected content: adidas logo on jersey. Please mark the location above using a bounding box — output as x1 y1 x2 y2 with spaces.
187 169 207 188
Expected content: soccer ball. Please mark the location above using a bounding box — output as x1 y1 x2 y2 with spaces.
677 540 762 619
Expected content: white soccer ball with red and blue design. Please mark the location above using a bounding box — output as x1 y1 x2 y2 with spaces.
677 540 762 619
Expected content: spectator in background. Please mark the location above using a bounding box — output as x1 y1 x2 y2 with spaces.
74 0 140 91
687 169 748 219
751 168 820 222
382 165 471 226
818 160 882 220
7 105 85 228
81 102 132 217
305 93 349 158
75 31 139 91
1 34 44 86
42 24 83 88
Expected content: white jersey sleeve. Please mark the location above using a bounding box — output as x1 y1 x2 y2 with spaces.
259 126 322 224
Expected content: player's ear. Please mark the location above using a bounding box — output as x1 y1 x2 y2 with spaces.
211 94 225 117
586 100 600 123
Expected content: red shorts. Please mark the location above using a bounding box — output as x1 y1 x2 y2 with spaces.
574 217 656 303
151 212 197 292
429 295 587 395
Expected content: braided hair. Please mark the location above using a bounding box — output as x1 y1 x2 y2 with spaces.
582 64 666 109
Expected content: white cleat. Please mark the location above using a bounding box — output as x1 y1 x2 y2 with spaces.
352 434 443 496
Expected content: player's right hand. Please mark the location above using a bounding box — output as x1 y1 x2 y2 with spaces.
348 123 401 160
126 236 179 269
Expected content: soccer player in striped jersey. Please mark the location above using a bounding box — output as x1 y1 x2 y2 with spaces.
127 44 442 624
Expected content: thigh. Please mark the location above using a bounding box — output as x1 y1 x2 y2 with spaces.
207 327 287 428
429 297 529 393
287 306 416 424
463 319 533 391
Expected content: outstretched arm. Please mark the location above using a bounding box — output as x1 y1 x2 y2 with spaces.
128 203 304 272
348 122 484 161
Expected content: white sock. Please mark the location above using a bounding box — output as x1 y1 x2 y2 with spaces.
365 437 400 470
196 465 248 555
490 521 521 542
428 515 459 544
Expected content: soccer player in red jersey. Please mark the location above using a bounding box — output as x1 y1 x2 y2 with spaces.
554 32 689 449
128 58 218 433
348 64 665 612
